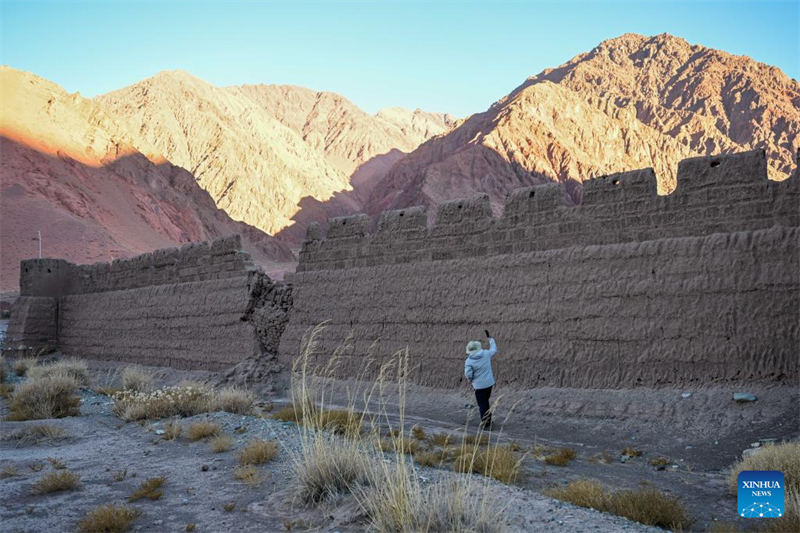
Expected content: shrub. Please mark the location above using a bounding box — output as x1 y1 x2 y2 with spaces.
0 383 14 399
378 436 420 456
272 404 302 423
415 449 452 467
209 434 233 453
77 504 141 532
429 432 454 446
129 476 166 502
187 422 220 441
463 434 490 446
312 409 363 437
1 465 18 478
162 420 183 441
122 366 155 392
47 457 67 469
14 356 40 376
7 375 81 421
5 424 69 446
234 465 264 487
544 448 577 466
728 443 800 496
238 439 279 465
112 386 213 421
411 425 426 440
32 470 81 494
474 445 523 483
213 387 254 415
28 358 90 386
759 492 800 533
621 447 643 458
293 432 373 504
545 479 691 530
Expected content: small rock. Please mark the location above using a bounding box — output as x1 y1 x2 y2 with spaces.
620 456 628 463
681 392 692 398
153 520 163 526
685 445 693 450
750 442 761 448
182 498 189 505
733 393 757 402
154 430 165 435
714 441 719 445
201 465 209 472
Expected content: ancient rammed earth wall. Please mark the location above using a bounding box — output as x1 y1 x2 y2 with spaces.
6 235 292 371
280 150 799 389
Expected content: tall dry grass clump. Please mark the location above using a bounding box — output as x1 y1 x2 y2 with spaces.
32 470 81 494
122 366 155 392
14 356 40 376
545 479 691 530
6 424 69 446
7 374 81 421
213 387 255 414
238 439 279 465
78 504 141 532
728 442 800 495
27 358 90 386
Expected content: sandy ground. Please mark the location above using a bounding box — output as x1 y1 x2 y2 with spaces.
0 380 661 533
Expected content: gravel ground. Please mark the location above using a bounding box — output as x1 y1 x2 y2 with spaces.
0 382 663 533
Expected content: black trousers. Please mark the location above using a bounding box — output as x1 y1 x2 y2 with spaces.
474 385 493 428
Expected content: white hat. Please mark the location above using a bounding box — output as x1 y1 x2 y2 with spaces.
466 340 482 355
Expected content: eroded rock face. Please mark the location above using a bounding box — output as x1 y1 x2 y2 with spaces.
0 67 295 292
366 33 800 215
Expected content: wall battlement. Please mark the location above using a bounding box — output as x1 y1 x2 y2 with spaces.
9 235 292 371
281 149 799 390
299 150 798 272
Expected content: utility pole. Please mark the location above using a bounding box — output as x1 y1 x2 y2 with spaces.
38 230 42 258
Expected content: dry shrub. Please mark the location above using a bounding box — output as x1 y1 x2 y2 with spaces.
359 465 501 533
213 387 254 414
7 374 81 421
234 465 264 487
238 439 279 465
14 356 40 376
6 424 69 446
186 524 196 532
728 443 800 496
378 436 420 456
112 385 213 421
430 432 454 446
122 366 155 392
223 502 236 512
621 447 643 458
312 409 363 437
162 420 183 441
78 503 141 533
411 425 426 440
453 443 522 484
758 492 800 533
32 470 81 494
544 447 577 467
293 433 373 504
209 434 233 453
129 476 166 502
187 421 220 441
28 358 90 386
545 479 691 530
415 449 452 467
47 457 67 469
463 434 490 446
1 465 18 478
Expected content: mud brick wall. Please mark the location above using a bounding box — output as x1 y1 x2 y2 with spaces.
280 150 800 389
5 297 58 350
7 235 292 370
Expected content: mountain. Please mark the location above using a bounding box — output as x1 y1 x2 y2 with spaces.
97 74 456 241
366 33 800 215
0 67 295 291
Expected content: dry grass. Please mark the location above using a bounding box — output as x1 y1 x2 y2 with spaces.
411 425 426 440
545 479 691 529
649 457 670 467
378 436 420 456
1 465 18 478
453 443 522 484
223 502 236 512
187 421 220 441
112 468 128 482
7 375 81 421
589 451 614 464
128 476 166 502
28 358 90 386
32 470 81 494
621 447 643 458
4 424 69 447
758 492 800 533
186 524 196 532
728 442 800 495
272 404 302 423
122 366 155 392
414 448 452 467
0 383 14 399
429 432 454 446
463 434 490 446
544 447 577 466
209 434 233 453
238 439 279 465
162 420 183 441
77 504 141 533
112 385 213 421
14 356 40 376
234 465 265 487
46 457 67 469
213 387 255 414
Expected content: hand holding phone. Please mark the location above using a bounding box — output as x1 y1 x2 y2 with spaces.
484 329 491 338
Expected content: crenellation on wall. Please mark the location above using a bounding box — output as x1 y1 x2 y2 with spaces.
297 149 798 272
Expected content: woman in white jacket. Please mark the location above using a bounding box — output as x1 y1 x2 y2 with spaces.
464 330 497 430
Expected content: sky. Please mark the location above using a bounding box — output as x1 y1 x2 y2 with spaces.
1 1 798 117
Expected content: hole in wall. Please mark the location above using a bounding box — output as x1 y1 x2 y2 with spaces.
710 160 720 168
47 269 51 273
457 204 463 210
342 220 346 225
612 179 620 186
528 191 535 199
399 212 404 217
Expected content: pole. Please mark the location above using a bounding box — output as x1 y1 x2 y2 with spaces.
38 230 41 258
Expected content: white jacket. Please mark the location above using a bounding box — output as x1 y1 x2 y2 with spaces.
464 338 497 389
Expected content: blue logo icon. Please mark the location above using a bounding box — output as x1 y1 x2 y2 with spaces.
738 470 784 518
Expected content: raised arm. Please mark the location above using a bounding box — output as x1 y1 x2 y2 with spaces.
486 337 497 358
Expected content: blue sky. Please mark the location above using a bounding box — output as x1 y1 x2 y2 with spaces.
1 1 798 117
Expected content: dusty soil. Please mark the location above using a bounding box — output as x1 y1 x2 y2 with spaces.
0 372 659 533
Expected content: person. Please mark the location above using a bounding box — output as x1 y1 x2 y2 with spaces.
464 329 497 430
